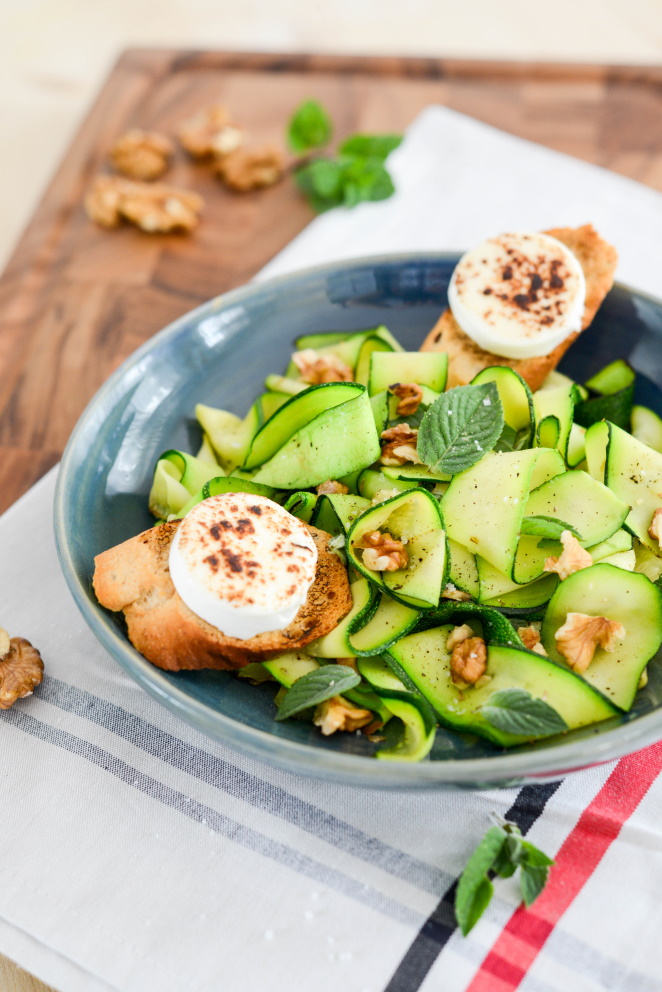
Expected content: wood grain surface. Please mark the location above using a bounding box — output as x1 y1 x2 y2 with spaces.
2 50 662 992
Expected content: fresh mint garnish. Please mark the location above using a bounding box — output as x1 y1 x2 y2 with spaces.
520 516 582 541
417 383 504 475
481 688 568 737
275 665 360 722
455 819 553 935
339 134 402 161
288 100 402 214
288 100 333 153
494 423 531 453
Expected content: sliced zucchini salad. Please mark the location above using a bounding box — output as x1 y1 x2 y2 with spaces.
148 328 662 762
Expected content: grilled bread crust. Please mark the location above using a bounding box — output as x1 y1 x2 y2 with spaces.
420 224 618 391
93 520 352 671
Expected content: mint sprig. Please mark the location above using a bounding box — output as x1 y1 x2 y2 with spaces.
288 100 333 153
275 665 360 722
417 382 504 475
481 688 568 737
520 516 582 541
287 100 402 214
455 819 553 935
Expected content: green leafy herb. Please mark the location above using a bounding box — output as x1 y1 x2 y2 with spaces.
481 688 568 737
288 100 402 213
339 134 402 161
455 819 554 935
455 826 506 935
417 383 504 475
494 423 531 453
275 665 360 722
288 100 333 153
295 155 395 213
520 516 582 541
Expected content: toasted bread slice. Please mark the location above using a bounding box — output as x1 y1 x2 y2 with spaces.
93 520 352 671
421 224 618 391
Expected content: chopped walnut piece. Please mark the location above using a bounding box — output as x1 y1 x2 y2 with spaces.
84 176 124 228
85 176 203 233
109 129 174 180
441 584 473 602
648 508 662 549
380 424 422 466
291 349 353 385
316 480 350 495
0 637 44 709
555 612 625 674
216 145 285 192
389 382 424 417
358 530 408 572
178 105 243 158
519 625 548 656
450 636 487 686
446 623 474 651
313 696 373 735
543 530 593 581
371 488 401 506
336 657 358 672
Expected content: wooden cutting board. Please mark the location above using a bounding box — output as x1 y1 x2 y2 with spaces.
2 50 662 992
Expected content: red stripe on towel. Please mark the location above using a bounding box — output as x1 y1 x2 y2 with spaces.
465 743 662 992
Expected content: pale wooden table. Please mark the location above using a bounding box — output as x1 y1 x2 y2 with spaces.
2 50 662 992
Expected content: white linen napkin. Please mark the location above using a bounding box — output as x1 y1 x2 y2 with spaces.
2 106 662 992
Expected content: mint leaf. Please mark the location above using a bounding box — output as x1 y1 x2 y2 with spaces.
339 156 395 207
418 383 504 475
288 100 333 153
456 820 554 934
519 843 553 906
275 665 360 722
339 134 402 161
455 825 506 936
481 688 568 737
295 159 344 212
494 423 531 453
520 516 582 541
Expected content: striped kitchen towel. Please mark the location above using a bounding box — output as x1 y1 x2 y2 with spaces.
2 106 662 992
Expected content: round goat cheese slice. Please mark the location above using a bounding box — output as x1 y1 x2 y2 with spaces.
169 493 318 639
447 232 586 360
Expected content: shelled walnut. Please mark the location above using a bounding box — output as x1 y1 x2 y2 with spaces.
450 636 487 686
85 176 203 233
0 629 44 709
543 530 592 581
389 383 424 417
555 612 625 674
109 129 174 180
291 349 353 385
178 105 243 159
380 424 422 466
357 530 408 572
314 696 373 735
215 146 285 192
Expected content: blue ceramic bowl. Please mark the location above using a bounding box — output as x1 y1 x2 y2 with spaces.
54 254 662 788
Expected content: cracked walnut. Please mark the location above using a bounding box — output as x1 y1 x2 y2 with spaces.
357 530 408 572
0 631 44 709
109 129 174 181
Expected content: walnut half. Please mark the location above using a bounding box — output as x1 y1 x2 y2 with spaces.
109 129 174 181
543 530 593 581
358 530 408 572
314 696 373 735
555 612 625 674
380 424 422 466
85 176 203 233
0 633 44 709
178 105 243 158
216 146 285 192
316 480 350 495
291 349 353 385
389 383 424 417
450 636 487 686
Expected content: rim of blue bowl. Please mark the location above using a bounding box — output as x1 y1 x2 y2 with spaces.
53 251 662 789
